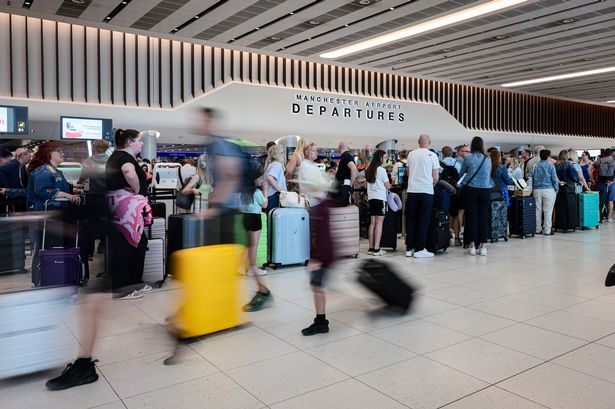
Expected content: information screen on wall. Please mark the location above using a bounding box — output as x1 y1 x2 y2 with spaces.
60 116 113 141
0 105 29 135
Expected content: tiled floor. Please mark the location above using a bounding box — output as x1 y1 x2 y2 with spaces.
2 224 615 409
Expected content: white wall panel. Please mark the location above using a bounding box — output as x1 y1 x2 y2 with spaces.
0 14 10 97
149 37 160 107
124 33 137 107
85 27 99 103
182 42 193 101
57 23 72 102
26 18 42 99
160 39 171 109
98 29 112 105
204 46 213 93
223 48 232 84
193 45 203 96
171 41 182 107
10 15 27 98
136 35 148 107
71 25 86 103
111 31 124 105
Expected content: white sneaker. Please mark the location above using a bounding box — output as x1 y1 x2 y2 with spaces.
405 250 414 258
250 267 268 276
137 284 153 293
469 247 476 256
479 247 487 256
367 250 374 255
118 290 143 300
413 249 434 258
372 249 386 257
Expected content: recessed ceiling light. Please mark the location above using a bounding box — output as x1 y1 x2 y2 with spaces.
270 36 280 40
289 12 294 15
121 1 127 4
442 49 451 53
344 24 349 27
255 27 260 30
194 15 199 19
309 20 321 25
105 16 111 20
389 7 394 10
494 34 508 40
502 65 615 87
560 18 577 24
320 0 528 59
359 0 371 5
172 28 178 31
72 0 85 3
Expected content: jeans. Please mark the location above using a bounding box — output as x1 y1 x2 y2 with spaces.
533 188 556 234
462 186 490 247
265 192 280 215
405 193 434 252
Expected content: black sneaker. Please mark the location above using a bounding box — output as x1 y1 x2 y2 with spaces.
301 320 329 336
46 358 99 391
242 292 272 312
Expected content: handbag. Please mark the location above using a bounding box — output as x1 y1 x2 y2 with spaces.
176 190 195 210
279 191 306 208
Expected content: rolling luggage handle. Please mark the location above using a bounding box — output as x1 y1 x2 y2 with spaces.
42 199 80 251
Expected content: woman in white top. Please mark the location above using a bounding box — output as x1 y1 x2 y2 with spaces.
285 137 309 194
299 143 328 208
365 150 391 256
263 144 287 214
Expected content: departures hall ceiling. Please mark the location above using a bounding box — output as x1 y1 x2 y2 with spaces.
4 0 615 104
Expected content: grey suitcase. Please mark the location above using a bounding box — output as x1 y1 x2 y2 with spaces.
147 217 166 240
268 207 310 268
143 238 164 284
329 205 360 258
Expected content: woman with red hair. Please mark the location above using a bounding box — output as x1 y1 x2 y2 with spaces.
26 141 81 210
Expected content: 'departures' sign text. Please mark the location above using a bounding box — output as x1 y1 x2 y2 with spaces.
291 94 405 123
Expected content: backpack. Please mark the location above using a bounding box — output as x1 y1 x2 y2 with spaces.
598 160 614 179
440 162 460 187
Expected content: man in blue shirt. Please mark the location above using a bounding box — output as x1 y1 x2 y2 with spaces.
530 149 559 235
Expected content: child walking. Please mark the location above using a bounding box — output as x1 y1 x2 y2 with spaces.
240 175 272 312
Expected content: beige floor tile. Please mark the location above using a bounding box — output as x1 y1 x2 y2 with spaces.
369 319 471 354
93 327 176 365
469 297 555 322
509 288 589 309
189 327 298 370
305 334 415 376
358 356 488 409
500 363 615 409
269 379 407 409
226 351 348 405
98 346 219 398
425 338 542 383
481 323 586 360
443 386 550 409
423 286 499 306
525 310 615 341
424 308 516 336
123 372 264 409
328 306 416 332
265 318 362 349
247 301 315 329
563 299 615 323
553 343 615 383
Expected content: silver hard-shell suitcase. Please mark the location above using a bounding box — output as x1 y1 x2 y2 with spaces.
143 238 164 284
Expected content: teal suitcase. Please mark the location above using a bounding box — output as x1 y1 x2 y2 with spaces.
578 192 599 229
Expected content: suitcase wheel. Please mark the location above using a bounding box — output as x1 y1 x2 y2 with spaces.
504 237 508 242
304 260 309 266
272 264 278 270
156 280 165 288
354 254 358 258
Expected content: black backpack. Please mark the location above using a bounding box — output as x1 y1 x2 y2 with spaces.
440 161 460 187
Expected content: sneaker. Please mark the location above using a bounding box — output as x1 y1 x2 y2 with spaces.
405 250 414 257
118 290 143 300
46 358 99 391
469 247 476 256
371 249 386 257
250 267 268 276
301 320 329 336
413 249 434 258
367 250 374 255
242 291 272 312
137 284 153 293
454 238 462 247
480 246 487 256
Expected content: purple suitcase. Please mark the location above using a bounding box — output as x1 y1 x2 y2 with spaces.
37 199 83 287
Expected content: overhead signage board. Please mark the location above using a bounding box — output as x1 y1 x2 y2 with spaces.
291 93 405 123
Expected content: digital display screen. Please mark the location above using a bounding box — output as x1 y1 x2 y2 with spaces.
60 116 112 141
0 105 29 135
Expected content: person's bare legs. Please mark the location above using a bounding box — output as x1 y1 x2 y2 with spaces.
78 293 106 357
609 201 614 221
373 215 385 251
368 216 376 250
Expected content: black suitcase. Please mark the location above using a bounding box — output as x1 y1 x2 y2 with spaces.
509 196 536 238
425 209 450 253
0 222 26 274
553 189 578 232
489 200 509 243
150 202 166 219
379 210 399 251
358 259 415 313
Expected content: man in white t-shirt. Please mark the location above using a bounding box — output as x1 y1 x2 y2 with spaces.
405 134 440 258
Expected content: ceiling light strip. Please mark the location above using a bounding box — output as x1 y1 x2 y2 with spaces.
320 0 528 59
502 66 615 87
104 0 133 22
229 0 323 43
171 0 229 33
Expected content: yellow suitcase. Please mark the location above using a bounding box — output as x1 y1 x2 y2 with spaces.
171 244 245 338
